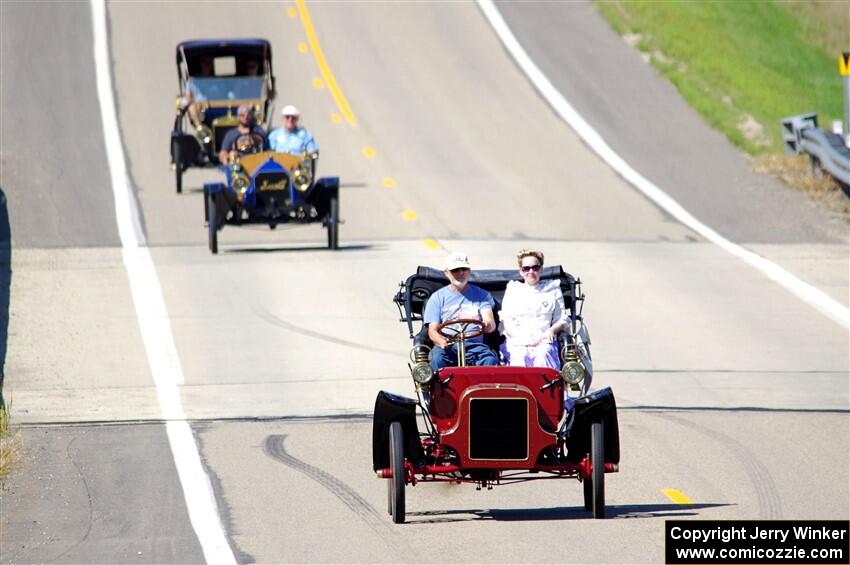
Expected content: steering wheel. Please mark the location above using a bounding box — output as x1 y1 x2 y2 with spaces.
436 318 484 343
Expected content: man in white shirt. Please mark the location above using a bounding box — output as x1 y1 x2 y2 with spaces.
268 105 319 155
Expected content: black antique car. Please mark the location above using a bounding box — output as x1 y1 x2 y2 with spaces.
170 39 276 193
373 266 619 523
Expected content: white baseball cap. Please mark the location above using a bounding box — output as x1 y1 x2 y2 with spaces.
445 252 471 271
281 105 300 117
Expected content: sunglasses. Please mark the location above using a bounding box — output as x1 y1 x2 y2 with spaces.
521 264 541 273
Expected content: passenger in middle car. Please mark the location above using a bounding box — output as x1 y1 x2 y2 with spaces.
500 249 566 369
268 105 319 155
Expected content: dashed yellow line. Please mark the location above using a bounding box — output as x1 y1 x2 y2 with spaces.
295 0 357 127
312 77 324 89
330 113 342 124
383 177 396 188
422 239 441 250
661 489 693 504
297 42 308 53
362 146 376 158
402 209 417 221
287 6 296 18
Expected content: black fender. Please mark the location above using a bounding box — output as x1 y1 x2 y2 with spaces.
171 132 202 166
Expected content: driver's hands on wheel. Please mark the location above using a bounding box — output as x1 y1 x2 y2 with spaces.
429 317 494 349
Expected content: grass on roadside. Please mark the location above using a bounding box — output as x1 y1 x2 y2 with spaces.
0 403 19 484
595 1 847 156
753 154 850 214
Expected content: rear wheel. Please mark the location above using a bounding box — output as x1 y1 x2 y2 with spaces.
326 195 339 250
207 192 218 254
591 420 605 519
389 421 405 524
173 141 183 194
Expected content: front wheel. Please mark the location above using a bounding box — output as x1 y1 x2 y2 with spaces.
173 140 183 194
591 420 605 519
326 195 339 250
207 192 218 254
389 421 405 524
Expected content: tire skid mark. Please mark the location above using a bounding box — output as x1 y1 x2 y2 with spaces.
650 412 782 519
49 435 94 562
263 434 409 553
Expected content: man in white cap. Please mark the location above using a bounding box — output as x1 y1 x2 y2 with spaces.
268 105 319 155
423 253 498 371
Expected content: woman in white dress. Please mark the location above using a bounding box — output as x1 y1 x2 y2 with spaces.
499 249 566 369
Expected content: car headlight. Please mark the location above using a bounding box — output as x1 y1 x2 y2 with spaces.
232 171 250 201
560 360 585 385
293 158 313 192
410 361 434 385
194 124 212 145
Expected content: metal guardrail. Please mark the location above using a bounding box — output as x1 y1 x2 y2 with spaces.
781 113 850 191
800 128 850 189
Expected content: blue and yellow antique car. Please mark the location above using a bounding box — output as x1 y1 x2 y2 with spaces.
170 39 276 193
204 151 340 254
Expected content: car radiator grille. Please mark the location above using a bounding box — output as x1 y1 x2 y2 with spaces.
254 190 291 212
468 398 528 460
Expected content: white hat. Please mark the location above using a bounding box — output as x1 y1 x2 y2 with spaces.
281 105 300 117
444 252 471 271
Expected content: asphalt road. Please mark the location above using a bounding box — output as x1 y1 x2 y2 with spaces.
1 1 847 563
0 2 120 248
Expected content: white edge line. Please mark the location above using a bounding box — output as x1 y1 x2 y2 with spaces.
477 0 850 330
90 1 237 563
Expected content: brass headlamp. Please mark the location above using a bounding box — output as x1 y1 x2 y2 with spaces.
194 124 212 145
409 344 433 391
559 343 585 390
293 157 313 192
230 161 250 201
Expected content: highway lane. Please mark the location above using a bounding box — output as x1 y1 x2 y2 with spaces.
494 1 849 307
198 409 847 563
2 1 848 563
1 425 204 564
0 4 205 563
0 1 120 248
109 1 694 248
495 1 849 246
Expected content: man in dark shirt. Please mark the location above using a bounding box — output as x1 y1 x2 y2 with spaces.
218 105 268 165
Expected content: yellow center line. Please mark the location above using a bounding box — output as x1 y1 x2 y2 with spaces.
422 239 441 250
363 146 376 158
330 113 342 123
297 42 308 53
287 6 296 18
295 0 357 127
661 488 693 504
312 77 324 89
402 209 417 221
383 178 396 188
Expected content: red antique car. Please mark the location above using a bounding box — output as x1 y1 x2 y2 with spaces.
373 266 620 523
